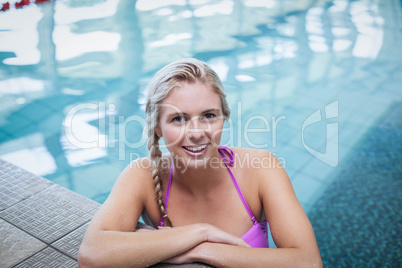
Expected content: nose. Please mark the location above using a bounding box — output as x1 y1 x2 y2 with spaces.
186 117 206 141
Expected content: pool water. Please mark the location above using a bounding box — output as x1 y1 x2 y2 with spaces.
0 0 401 266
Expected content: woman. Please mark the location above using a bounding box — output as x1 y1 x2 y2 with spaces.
78 58 322 267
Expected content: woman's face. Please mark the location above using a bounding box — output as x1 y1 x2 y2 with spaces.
157 81 225 169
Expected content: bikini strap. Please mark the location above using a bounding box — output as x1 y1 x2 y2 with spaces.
161 147 256 226
218 146 256 223
160 161 174 226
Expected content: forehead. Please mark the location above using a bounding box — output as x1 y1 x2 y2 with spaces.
160 81 221 114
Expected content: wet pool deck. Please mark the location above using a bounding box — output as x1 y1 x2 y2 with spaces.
0 159 98 267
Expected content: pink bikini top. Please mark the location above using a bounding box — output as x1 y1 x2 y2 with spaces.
160 146 269 248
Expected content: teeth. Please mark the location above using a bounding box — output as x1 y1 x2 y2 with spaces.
184 145 207 152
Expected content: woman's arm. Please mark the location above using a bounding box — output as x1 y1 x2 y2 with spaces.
192 242 321 268
78 158 248 268
178 151 322 267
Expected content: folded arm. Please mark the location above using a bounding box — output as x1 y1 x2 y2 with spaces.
78 159 247 268
169 151 322 267
192 242 321 268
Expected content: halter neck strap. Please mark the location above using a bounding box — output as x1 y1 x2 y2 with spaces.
218 146 256 223
218 146 235 166
160 161 174 226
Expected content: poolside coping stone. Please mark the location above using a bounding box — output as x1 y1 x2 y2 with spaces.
0 184 99 244
0 219 46 267
13 246 77 268
0 160 53 211
51 222 90 260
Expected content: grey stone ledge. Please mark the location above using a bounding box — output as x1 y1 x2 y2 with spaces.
0 159 53 211
13 246 78 268
0 218 47 268
0 183 100 244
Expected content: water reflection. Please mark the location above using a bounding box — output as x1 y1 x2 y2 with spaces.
0 0 400 205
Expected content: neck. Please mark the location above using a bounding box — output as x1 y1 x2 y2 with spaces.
171 151 228 196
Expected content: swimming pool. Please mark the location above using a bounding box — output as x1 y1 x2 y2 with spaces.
0 0 401 266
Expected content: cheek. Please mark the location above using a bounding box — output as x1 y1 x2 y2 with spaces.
162 126 185 146
209 120 224 140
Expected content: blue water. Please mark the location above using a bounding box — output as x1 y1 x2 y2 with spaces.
0 0 401 266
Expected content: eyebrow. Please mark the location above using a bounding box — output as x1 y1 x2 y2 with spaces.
166 108 220 118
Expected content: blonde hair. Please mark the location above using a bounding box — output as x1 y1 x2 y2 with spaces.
145 58 231 227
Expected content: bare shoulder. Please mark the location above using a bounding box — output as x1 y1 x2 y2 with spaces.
114 157 154 190
87 156 157 232
231 147 281 171
231 146 274 157
118 154 170 184
231 147 290 194
110 155 171 204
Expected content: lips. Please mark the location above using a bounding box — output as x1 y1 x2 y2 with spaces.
182 144 209 156
182 144 208 152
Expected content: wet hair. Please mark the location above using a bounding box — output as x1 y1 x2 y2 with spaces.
144 58 231 227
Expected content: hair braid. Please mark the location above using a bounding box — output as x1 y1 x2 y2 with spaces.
148 132 173 227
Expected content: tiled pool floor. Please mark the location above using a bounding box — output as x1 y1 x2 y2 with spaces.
309 102 402 267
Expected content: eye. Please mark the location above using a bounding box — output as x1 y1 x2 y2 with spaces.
172 115 185 123
204 113 216 120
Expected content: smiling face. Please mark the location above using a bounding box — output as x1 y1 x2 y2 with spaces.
157 81 225 168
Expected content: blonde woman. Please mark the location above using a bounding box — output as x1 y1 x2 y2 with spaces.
78 58 322 267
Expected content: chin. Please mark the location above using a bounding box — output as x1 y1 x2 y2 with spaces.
172 153 210 171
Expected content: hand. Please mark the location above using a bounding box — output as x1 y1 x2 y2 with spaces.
157 226 197 264
135 228 153 232
202 224 250 248
161 224 249 265
159 224 249 248
163 246 197 264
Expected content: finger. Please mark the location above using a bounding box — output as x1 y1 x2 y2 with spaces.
238 239 251 247
157 226 172 230
228 237 250 247
218 232 251 247
135 229 153 232
204 224 252 247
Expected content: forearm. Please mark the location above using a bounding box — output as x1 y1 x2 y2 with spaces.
194 243 322 268
79 224 206 268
